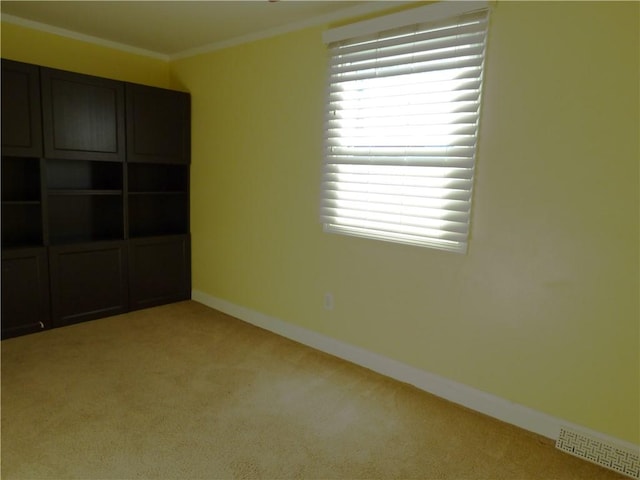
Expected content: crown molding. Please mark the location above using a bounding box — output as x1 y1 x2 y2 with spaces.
167 1 414 60
1 13 170 61
2 2 414 63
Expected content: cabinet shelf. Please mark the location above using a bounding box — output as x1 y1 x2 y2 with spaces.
49 189 122 196
48 233 124 246
129 191 186 196
2 200 41 206
2 239 44 250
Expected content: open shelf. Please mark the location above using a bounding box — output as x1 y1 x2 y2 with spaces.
48 194 124 245
2 157 41 201
2 156 43 248
129 193 188 238
128 163 187 192
47 159 122 191
127 162 188 238
45 159 124 246
2 202 43 248
49 189 122 196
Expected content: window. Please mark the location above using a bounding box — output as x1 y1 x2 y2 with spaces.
320 2 490 253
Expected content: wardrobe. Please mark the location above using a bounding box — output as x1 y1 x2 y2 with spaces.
1 59 191 339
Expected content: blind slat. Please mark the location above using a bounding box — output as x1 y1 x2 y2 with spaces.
323 164 474 179
329 57 484 83
322 195 471 214
331 18 488 58
324 218 469 243
325 157 475 169
329 44 486 77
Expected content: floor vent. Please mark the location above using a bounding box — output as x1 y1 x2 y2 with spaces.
556 427 639 479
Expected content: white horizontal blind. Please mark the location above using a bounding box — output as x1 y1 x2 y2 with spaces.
321 6 489 253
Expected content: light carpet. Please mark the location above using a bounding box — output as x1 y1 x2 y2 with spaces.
1 300 625 479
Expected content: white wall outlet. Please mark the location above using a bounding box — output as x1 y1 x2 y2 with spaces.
323 292 334 311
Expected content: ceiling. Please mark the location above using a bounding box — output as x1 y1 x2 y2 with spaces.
0 1 403 60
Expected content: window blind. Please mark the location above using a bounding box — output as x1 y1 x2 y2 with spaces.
321 5 490 253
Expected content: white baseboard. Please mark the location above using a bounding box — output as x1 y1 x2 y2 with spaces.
192 289 639 456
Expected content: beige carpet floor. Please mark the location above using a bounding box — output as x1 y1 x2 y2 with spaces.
1 300 625 479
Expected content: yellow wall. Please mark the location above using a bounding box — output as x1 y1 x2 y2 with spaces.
1 21 170 87
172 1 639 445
1 1 638 445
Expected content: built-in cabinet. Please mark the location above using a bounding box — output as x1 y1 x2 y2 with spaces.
1 59 191 339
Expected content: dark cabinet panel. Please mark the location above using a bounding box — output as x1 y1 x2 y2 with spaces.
41 68 125 162
1 59 42 157
129 235 190 310
1 247 50 339
126 84 190 164
49 241 128 327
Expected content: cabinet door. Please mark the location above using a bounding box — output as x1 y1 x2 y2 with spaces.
41 68 125 162
49 241 128 327
1 247 50 339
129 234 190 310
1 59 43 157
126 84 190 164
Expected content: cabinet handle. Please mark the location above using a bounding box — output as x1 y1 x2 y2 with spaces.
39 321 45 329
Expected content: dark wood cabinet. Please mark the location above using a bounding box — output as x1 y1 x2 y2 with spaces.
1 59 42 157
49 241 128 327
126 83 190 164
2 60 191 338
1 247 50 339
41 68 125 162
129 235 190 310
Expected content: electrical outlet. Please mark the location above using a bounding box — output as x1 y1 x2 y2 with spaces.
323 292 334 311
